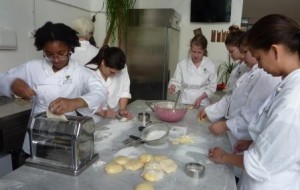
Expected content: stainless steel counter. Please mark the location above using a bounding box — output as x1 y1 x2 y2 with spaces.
0 98 31 120
0 99 236 190
0 97 31 170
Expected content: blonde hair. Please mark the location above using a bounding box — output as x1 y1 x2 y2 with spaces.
72 17 94 40
190 34 208 56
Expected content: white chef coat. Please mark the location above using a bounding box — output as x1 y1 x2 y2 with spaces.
71 40 99 65
0 59 108 153
93 65 131 110
225 64 281 142
226 61 249 94
169 56 217 106
205 62 249 122
240 69 300 190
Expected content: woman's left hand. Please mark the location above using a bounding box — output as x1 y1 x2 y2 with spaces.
193 93 207 108
49 98 83 115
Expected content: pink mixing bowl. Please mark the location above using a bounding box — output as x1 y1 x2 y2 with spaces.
154 101 188 122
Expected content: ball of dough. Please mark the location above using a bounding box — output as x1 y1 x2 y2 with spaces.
113 155 129 165
104 162 123 174
198 117 208 123
154 155 169 162
144 161 162 170
142 169 165 182
124 159 144 171
159 158 177 174
139 153 153 163
135 182 155 190
46 110 68 121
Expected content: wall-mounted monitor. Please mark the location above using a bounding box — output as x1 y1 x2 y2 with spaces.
190 0 231 23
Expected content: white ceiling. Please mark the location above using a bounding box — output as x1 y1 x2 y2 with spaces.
242 0 300 23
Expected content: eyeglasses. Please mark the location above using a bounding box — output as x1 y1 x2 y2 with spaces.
43 53 70 62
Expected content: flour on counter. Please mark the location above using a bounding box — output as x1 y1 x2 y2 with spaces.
144 130 166 141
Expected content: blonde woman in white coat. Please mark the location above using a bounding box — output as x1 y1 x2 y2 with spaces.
209 14 300 190
168 34 217 107
71 16 99 65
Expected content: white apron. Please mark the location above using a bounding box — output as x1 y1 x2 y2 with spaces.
181 71 211 106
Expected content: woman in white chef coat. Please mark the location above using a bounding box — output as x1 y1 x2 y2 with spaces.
168 34 217 107
199 25 249 122
86 46 132 120
209 14 300 190
0 22 107 154
201 31 280 179
70 16 99 66
224 25 249 93
203 32 281 144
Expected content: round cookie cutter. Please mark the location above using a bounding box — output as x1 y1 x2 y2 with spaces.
184 162 205 178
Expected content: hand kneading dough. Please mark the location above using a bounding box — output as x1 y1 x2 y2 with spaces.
135 182 155 190
113 155 129 165
159 158 177 174
154 155 169 162
142 169 165 182
139 153 153 163
46 110 68 121
104 162 123 174
124 159 144 171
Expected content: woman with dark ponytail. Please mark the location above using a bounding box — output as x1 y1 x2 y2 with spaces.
86 46 132 121
199 25 249 123
208 14 300 190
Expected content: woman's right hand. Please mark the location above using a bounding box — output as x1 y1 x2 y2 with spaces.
168 84 176 94
198 109 207 121
11 78 36 99
208 147 228 164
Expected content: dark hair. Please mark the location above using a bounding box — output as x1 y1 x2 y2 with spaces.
225 25 245 46
247 14 300 55
87 46 126 70
34 22 80 52
190 34 208 56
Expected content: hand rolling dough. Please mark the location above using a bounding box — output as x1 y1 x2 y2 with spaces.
124 159 144 171
104 162 123 174
135 182 155 190
113 155 129 165
198 117 208 123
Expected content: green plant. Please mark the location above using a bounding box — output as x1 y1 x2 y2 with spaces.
102 0 136 50
217 61 236 84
